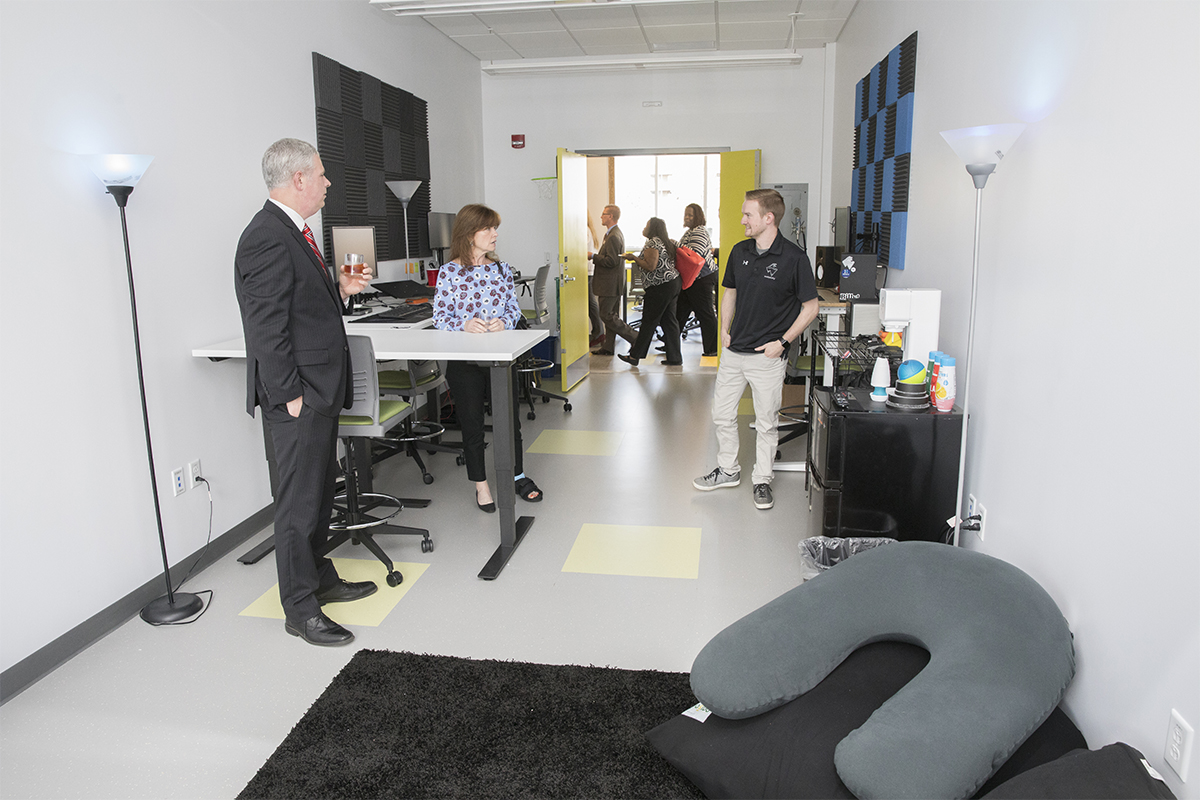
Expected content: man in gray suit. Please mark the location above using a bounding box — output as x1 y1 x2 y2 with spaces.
590 205 637 354
234 138 376 647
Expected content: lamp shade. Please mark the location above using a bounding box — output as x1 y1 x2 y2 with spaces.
386 180 423 207
870 356 890 402
87 154 155 187
939 124 1025 168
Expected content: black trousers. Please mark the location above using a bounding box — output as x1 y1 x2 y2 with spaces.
262 401 342 624
676 271 719 354
630 276 682 361
445 360 525 483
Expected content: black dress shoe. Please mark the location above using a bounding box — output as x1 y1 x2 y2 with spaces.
655 345 666 352
315 579 377 605
593 349 614 356
663 360 683 366
285 612 354 646
702 352 717 358
618 354 640 366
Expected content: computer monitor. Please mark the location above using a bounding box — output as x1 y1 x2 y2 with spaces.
428 212 455 250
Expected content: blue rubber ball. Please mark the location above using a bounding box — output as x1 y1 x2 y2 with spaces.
897 359 927 384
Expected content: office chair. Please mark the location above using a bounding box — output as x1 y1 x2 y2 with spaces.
325 336 434 589
515 264 571 420
378 359 462 483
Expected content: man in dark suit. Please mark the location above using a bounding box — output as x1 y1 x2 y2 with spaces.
589 205 637 355
235 138 376 647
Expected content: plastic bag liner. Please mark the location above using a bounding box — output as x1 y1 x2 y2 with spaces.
798 535 898 581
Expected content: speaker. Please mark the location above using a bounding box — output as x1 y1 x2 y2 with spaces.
838 252 878 303
815 246 842 289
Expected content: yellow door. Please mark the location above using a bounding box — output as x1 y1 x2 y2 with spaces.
557 148 590 390
717 150 762 335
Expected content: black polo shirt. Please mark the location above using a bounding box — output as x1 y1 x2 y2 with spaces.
722 231 818 354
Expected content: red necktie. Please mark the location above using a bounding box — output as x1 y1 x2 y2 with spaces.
302 225 327 275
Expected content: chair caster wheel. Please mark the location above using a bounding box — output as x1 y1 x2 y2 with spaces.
421 539 434 554
564 403 572 412
423 473 434 485
386 571 403 587
527 411 536 420
456 456 465 466
541 396 550 404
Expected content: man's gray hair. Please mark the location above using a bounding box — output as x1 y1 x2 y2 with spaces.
262 138 318 191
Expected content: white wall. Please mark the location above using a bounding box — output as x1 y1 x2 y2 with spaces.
0 0 483 673
478 56 829 270
832 2 1200 796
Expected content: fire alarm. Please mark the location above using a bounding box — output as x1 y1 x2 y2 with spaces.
511 134 525 149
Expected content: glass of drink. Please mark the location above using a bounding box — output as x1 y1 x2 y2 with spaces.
342 253 366 276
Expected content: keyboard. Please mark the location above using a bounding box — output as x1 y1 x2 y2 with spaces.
349 304 433 324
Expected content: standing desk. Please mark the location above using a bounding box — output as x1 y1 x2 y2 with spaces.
192 326 548 580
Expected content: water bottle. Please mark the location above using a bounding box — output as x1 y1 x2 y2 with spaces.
934 356 956 412
928 352 942 405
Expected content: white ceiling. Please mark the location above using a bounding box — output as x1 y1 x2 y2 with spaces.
372 0 857 65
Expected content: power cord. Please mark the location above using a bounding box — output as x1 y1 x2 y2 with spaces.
148 476 216 626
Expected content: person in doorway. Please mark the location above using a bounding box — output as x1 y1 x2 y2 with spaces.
235 138 377 647
693 189 819 510
618 217 682 366
675 203 720 357
432 203 543 511
586 216 604 349
589 204 637 355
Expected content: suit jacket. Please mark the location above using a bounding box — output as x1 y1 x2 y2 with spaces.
590 224 626 297
234 201 351 418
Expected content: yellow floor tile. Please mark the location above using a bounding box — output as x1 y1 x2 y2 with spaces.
526 429 625 456
239 557 428 627
562 523 701 579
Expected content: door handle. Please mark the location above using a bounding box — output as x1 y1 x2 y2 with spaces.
562 275 576 282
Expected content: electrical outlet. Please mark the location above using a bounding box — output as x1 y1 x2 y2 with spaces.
966 494 987 540
171 467 186 497
976 501 987 540
187 459 203 488
1165 708 1194 781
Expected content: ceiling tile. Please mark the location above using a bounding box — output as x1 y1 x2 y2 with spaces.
795 0 858 20
451 33 522 58
717 0 802 23
634 1 715 26
580 42 655 56
475 9 565 33
503 29 586 55
552 5 640 29
571 26 648 47
717 19 792 45
644 22 717 44
791 17 848 38
425 15 494 36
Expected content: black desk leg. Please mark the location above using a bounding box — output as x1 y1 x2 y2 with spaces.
479 361 534 579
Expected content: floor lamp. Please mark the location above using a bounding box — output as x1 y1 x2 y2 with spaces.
88 154 204 624
385 180 424 259
939 124 1026 546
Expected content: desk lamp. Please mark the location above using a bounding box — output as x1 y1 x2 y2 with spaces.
88 154 204 625
385 180 424 259
870 356 890 402
939 123 1025 545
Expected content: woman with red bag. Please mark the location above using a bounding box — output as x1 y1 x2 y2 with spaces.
675 203 719 357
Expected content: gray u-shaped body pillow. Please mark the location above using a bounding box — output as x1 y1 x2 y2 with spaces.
690 541 1076 800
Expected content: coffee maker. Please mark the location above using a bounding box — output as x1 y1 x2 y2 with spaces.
878 288 941 364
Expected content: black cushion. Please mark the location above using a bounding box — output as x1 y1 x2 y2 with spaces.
646 641 1087 800
982 743 1177 799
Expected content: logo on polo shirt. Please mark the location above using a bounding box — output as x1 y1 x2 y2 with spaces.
765 263 779 280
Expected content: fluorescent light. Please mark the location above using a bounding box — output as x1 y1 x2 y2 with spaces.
374 0 713 17
482 51 802 75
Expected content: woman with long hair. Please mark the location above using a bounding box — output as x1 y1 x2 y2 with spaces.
675 203 719 357
432 204 543 511
619 217 682 366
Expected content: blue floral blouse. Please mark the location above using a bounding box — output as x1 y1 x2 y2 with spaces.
432 260 523 331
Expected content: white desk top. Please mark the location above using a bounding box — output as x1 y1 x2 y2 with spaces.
193 327 548 362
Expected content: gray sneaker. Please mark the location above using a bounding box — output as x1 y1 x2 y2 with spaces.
753 483 774 509
694 467 741 491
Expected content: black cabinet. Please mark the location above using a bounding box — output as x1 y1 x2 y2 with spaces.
807 386 963 542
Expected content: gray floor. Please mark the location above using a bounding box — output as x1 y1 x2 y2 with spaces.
0 338 814 800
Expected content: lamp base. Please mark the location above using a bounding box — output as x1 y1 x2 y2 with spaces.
140 592 204 625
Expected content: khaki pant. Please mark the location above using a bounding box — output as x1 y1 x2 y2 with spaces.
711 348 786 485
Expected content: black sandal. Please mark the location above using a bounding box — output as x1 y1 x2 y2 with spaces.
515 476 543 502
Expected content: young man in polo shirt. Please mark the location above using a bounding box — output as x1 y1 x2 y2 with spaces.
694 188 819 509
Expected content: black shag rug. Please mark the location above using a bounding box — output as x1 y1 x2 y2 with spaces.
238 650 705 799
